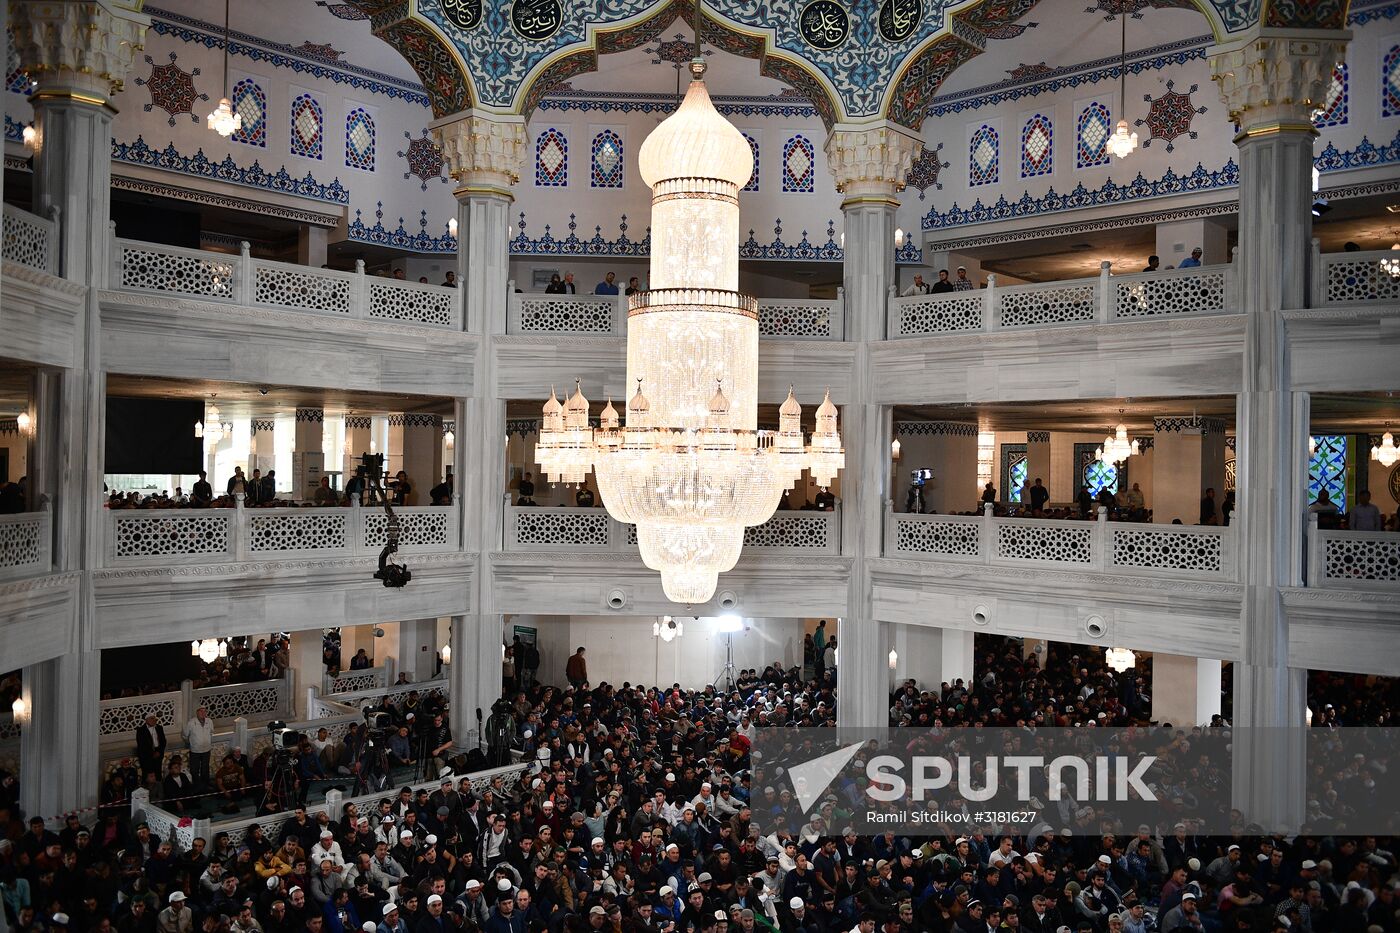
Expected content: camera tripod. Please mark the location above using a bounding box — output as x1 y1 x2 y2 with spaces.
355 737 392 795
260 754 299 814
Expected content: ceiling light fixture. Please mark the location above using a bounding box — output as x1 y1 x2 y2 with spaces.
206 0 242 137
1105 646 1136 672
536 29 842 605
653 615 684 642
1374 426 1399 468
16 411 32 436
1107 13 1138 159
191 638 228 664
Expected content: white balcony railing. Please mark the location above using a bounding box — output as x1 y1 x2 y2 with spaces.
97 678 291 739
2 203 58 274
0 509 52 581
104 504 458 566
504 504 841 555
112 238 463 329
1311 242 1400 306
506 287 844 339
1308 517 1400 589
884 504 1236 580
888 261 1237 338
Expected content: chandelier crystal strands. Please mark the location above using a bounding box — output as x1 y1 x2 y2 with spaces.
537 58 843 605
1105 646 1136 672
1095 412 1140 466
1374 427 1399 468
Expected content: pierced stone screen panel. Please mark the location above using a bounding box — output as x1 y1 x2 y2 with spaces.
517 296 616 333
1322 535 1400 582
1110 526 1223 573
1324 259 1400 304
98 696 178 736
894 517 981 557
254 266 352 314
1114 269 1227 317
2 208 52 272
513 509 610 546
369 280 456 327
364 510 450 548
995 521 1092 563
997 283 1096 327
112 513 231 559
757 302 835 338
0 516 42 570
247 512 348 552
896 294 982 335
744 513 833 548
120 246 237 299
198 684 282 720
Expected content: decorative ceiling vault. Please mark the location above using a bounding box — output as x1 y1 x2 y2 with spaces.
345 0 1349 131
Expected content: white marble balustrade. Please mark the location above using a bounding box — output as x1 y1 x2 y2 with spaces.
0 509 52 581
1311 243 1400 306
104 504 458 566
1308 519 1400 589
506 287 844 339
885 505 1236 580
112 238 462 328
2 203 58 274
504 504 841 555
888 262 1239 338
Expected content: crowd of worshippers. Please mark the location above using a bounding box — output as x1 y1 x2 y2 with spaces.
104 468 453 511
3 657 1398 933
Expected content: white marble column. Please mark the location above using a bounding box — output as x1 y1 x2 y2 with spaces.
400 414 443 504
12 0 148 818
432 110 526 742
292 408 324 499
891 422 979 514
343 416 372 487
1026 432 1051 498
250 419 276 474
290 628 326 716
395 619 439 682
1150 416 1228 524
1210 28 1347 829
825 122 919 729
297 225 329 268
1151 653 1223 727
890 625 975 693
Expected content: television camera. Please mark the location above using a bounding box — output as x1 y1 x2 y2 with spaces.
906 468 934 514
355 452 412 589
260 721 303 812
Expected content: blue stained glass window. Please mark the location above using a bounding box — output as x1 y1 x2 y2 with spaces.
1077 102 1111 168
1308 435 1347 512
1009 457 1028 502
590 129 623 188
1083 459 1119 496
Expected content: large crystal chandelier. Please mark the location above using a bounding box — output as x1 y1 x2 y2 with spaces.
537 57 843 604
1373 428 1399 468
1095 414 1139 466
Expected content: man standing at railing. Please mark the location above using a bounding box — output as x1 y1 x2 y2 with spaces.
183 705 215 791
899 275 929 296
953 266 975 290
137 712 167 788
1178 248 1203 268
192 471 214 508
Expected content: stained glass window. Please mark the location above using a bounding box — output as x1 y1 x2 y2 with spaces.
290 93 323 160
590 129 623 188
1083 459 1119 496
743 133 759 191
782 135 815 192
1385 45 1400 118
969 125 999 186
230 78 265 147
1021 114 1053 178
1009 457 1029 502
1313 64 1348 127
1308 435 1347 512
1077 102 1111 168
344 107 375 171
535 128 568 187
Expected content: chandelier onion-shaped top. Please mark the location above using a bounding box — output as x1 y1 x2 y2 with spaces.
537 59 843 604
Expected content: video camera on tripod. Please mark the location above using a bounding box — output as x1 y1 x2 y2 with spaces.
359 452 412 589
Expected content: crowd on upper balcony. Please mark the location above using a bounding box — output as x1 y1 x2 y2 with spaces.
104 470 454 511
540 273 643 296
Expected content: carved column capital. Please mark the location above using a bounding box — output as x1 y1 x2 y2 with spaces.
1208 29 1349 131
10 0 149 104
824 121 921 202
430 110 528 196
